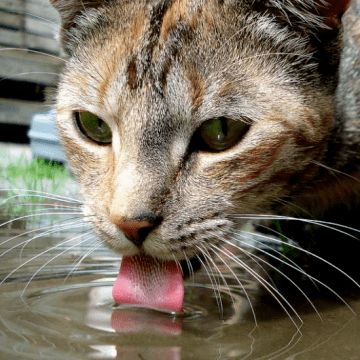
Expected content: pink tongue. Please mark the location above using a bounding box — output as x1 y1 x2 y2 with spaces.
112 255 184 313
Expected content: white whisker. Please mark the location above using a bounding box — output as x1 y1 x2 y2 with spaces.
21 234 94 295
0 221 88 260
197 243 226 317
0 212 84 229
207 244 258 326
0 72 60 83
182 251 195 283
230 214 360 237
224 234 323 319
194 249 224 316
0 190 81 204
64 239 100 282
0 48 67 62
0 230 93 286
0 217 84 248
311 160 360 184
8 203 81 210
240 229 360 290
210 243 303 330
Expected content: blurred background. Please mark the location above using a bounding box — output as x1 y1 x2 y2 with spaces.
0 0 78 217
0 0 64 158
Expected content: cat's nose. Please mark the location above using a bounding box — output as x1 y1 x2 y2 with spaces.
112 214 161 248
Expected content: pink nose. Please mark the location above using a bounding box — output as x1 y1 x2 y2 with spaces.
111 215 161 247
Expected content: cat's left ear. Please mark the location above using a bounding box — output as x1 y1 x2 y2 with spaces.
50 0 102 30
50 0 103 48
318 0 351 28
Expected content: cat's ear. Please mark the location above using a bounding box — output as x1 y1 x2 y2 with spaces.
317 0 351 28
50 0 103 48
50 0 102 29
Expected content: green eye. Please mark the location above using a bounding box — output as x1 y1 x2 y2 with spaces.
197 117 249 151
75 111 112 145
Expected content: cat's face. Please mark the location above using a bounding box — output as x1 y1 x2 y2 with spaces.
54 0 343 261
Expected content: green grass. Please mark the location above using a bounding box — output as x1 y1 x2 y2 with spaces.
0 156 73 217
3 157 70 194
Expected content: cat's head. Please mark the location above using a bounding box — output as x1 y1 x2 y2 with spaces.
51 0 349 260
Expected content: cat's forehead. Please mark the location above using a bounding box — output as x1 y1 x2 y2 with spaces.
59 0 311 137
67 0 235 95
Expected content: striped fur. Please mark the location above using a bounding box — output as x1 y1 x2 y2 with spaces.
51 0 359 260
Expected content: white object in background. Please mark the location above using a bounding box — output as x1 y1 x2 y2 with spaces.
28 110 66 162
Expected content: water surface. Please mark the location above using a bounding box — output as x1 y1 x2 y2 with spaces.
1 228 360 360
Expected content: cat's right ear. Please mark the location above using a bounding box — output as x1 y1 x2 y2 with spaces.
317 0 351 28
50 0 102 49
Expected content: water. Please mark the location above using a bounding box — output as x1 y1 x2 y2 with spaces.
1 229 360 360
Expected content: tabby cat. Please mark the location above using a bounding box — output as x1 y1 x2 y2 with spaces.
50 0 360 312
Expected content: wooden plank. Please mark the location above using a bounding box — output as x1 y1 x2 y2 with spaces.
0 28 60 54
0 28 22 47
0 0 23 13
0 11 60 38
25 32 60 53
0 0 60 23
0 98 48 126
0 49 63 85
0 10 22 29
25 15 60 38
26 0 60 23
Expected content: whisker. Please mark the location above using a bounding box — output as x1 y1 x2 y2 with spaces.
64 239 100 282
273 198 313 217
253 328 303 360
206 244 258 326
0 71 60 83
171 254 183 277
210 243 303 330
197 243 226 317
13 206 82 214
240 229 360 290
4 10 60 26
0 221 88 259
233 233 357 315
0 48 67 63
0 217 85 248
245 225 319 290
224 235 322 319
0 190 81 204
311 160 360 184
18 220 90 258
0 230 93 285
182 251 195 283
0 212 84 229
21 234 94 295
12 203 81 210
199 242 233 294
230 214 360 237
194 249 224 316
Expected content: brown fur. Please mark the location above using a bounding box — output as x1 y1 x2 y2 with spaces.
51 0 359 262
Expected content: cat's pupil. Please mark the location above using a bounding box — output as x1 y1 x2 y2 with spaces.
75 111 112 145
220 118 228 137
196 117 250 152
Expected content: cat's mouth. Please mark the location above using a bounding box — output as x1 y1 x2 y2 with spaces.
112 255 202 313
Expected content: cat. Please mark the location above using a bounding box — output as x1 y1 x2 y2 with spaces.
49 0 360 313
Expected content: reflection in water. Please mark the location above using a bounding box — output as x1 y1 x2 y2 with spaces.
111 310 182 335
85 285 183 334
0 231 360 360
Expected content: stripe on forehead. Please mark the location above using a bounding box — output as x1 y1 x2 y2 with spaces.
124 0 202 91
